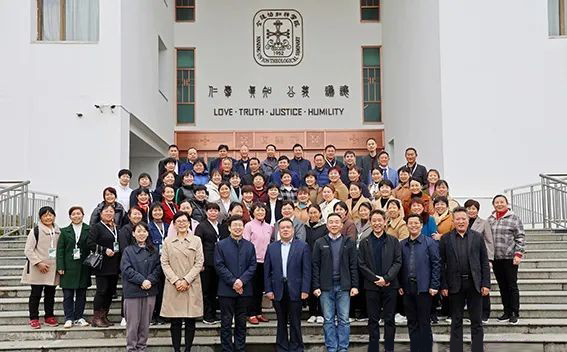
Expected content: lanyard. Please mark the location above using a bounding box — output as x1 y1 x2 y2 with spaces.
166 202 177 216
154 221 165 239
47 227 55 248
103 223 118 241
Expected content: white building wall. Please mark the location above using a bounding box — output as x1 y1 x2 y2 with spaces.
381 0 445 171
437 0 567 199
174 0 381 131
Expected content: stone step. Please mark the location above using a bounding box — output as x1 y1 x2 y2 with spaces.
524 233 567 241
0 319 565 342
490 268 567 280
0 333 566 351
521 258 567 269
526 241 567 250
524 249 567 259
0 304 565 325
490 291 567 304
0 297 122 312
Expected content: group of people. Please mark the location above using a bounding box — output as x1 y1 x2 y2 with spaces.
21 139 526 352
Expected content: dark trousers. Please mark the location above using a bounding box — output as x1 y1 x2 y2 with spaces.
219 296 250 352
29 285 56 320
62 288 87 321
366 288 396 352
273 283 304 352
350 271 367 319
449 278 484 352
200 266 219 321
153 272 165 320
250 262 264 317
492 259 519 316
482 293 491 320
307 294 322 317
403 282 433 352
170 318 196 352
93 275 118 311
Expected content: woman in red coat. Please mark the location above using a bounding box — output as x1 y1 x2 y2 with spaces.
161 186 178 225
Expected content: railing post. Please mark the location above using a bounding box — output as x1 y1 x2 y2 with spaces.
530 185 535 228
541 176 548 229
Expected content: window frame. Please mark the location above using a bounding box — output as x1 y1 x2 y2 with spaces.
361 46 383 125
35 0 99 43
175 0 195 23
360 0 380 23
176 47 196 125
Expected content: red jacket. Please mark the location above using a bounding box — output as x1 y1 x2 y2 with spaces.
162 201 179 225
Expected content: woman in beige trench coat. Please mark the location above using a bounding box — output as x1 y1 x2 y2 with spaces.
160 211 204 352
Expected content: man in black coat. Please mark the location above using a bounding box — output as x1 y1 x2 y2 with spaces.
157 144 180 177
194 202 221 324
440 207 490 352
397 147 428 186
358 209 402 352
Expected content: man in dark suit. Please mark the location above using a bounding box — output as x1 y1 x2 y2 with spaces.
358 209 402 352
194 202 221 324
399 214 441 352
440 207 490 352
398 147 428 186
214 215 257 352
360 137 379 185
312 213 359 352
264 218 312 352
157 144 180 177
209 144 237 172
234 145 251 177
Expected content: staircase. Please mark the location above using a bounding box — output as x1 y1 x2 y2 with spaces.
0 230 566 351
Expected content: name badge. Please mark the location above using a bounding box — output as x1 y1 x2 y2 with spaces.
48 248 56 259
73 248 81 260
113 242 120 252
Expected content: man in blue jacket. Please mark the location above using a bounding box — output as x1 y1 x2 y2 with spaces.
270 155 301 188
399 214 441 352
214 215 257 352
264 218 312 352
289 143 312 182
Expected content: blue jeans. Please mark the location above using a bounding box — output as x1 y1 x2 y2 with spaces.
320 284 350 352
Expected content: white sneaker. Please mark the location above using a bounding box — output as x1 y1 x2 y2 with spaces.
120 318 127 326
445 317 452 323
348 318 354 323
379 319 384 324
307 316 317 323
316 316 324 324
395 313 407 324
63 320 73 329
74 318 90 327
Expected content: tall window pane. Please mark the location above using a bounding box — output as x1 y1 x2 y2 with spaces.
363 47 381 123
177 49 195 124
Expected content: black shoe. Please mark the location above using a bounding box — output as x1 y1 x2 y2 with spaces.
431 315 439 324
150 318 158 326
509 313 519 325
497 313 510 322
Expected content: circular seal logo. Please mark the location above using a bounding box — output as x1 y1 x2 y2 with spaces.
253 9 304 66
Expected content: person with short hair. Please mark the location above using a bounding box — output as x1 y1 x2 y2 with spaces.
241 157 263 186
270 155 301 188
264 218 312 351
161 212 205 352
205 169 223 203
333 201 357 241
220 157 235 182
215 216 257 352
266 183 283 226
90 187 126 227
189 185 208 222
487 195 525 325
219 202 245 240
134 189 151 220
360 137 379 185
191 158 210 186
130 173 154 208
372 180 402 214
239 186 254 222
147 202 169 325
160 186 179 225
385 199 409 241
158 144 180 176
274 201 307 242
157 158 182 189
433 180 460 211
368 168 383 200
312 213 359 352
88 204 121 327
319 184 340 222
393 167 412 202
121 222 162 352
304 171 322 205
215 182 233 223
358 209 402 352
377 151 398 188
251 173 268 203
402 178 434 216
117 169 133 211
289 143 312 180
312 153 330 186
465 199 495 323
440 208 490 352
433 196 455 238
409 198 438 237
399 214 441 352
398 147 428 186
345 167 372 199
294 187 312 224
194 202 222 325
243 203 274 324
210 144 236 172
179 147 199 175
235 145 251 177
305 204 327 324
328 167 348 202
23 206 61 329
279 170 299 202
346 182 371 222
175 170 196 204
323 144 344 170
229 172 242 202
153 171 180 203
261 144 279 179
56 206 91 328
340 150 358 185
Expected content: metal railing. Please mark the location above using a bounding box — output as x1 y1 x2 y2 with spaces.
0 181 58 236
504 174 567 229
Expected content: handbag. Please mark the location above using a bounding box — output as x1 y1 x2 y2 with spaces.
83 245 103 270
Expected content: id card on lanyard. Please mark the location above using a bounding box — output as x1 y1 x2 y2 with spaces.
155 222 165 254
103 223 119 252
47 228 56 259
